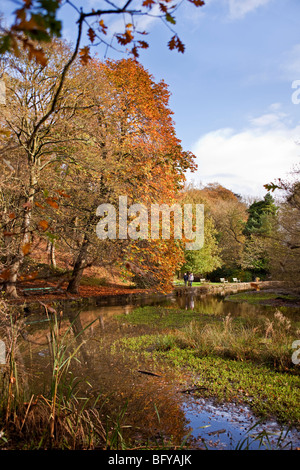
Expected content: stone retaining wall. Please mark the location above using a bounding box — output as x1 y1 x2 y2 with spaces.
174 280 285 297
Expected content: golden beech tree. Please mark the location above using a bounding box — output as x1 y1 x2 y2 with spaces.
102 59 196 198
59 58 196 293
0 45 196 297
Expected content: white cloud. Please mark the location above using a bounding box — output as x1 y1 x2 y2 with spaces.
187 109 300 198
227 0 273 20
249 111 288 128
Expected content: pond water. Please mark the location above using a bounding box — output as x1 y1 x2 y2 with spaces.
22 291 300 450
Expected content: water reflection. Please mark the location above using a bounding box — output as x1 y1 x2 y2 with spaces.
21 292 300 449
183 295 195 310
175 292 299 321
22 301 191 446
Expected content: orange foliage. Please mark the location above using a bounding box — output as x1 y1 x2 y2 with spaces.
98 59 196 290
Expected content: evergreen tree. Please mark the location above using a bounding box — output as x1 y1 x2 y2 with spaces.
244 193 277 236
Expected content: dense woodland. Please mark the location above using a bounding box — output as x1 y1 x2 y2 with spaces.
0 40 299 298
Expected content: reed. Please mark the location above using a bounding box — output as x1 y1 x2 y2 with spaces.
0 300 25 425
167 310 299 370
0 302 108 449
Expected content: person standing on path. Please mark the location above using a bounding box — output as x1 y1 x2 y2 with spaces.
188 272 194 287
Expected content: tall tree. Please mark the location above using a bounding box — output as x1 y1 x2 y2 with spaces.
179 187 221 277
243 192 277 237
63 58 196 293
242 193 278 276
265 167 300 285
197 183 247 270
0 40 96 297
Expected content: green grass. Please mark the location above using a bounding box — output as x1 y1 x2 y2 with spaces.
226 291 300 305
115 334 300 426
119 305 221 329
114 304 300 427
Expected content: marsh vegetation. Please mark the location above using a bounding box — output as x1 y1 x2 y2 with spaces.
0 291 299 450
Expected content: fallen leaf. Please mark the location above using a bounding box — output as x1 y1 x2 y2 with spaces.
45 197 59 209
38 220 49 230
22 243 31 255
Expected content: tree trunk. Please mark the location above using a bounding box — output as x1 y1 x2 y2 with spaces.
67 236 89 294
4 163 37 298
4 258 21 299
47 241 56 268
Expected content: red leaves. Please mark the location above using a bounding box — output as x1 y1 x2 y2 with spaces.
116 25 150 59
21 37 48 66
138 40 149 50
188 0 205 6
168 35 185 53
87 27 96 44
116 28 134 46
142 0 156 7
56 190 70 198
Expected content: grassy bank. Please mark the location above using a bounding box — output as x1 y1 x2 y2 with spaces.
114 304 300 428
225 291 300 307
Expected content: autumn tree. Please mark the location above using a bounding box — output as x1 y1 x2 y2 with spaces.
60 58 196 293
197 183 247 270
265 167 300 285
0 40 97 297
179 183 248 279
0 1 206 297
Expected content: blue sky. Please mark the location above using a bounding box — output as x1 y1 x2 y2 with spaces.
2 0 300 198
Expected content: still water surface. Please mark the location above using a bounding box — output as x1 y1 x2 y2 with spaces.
23 291 300 450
